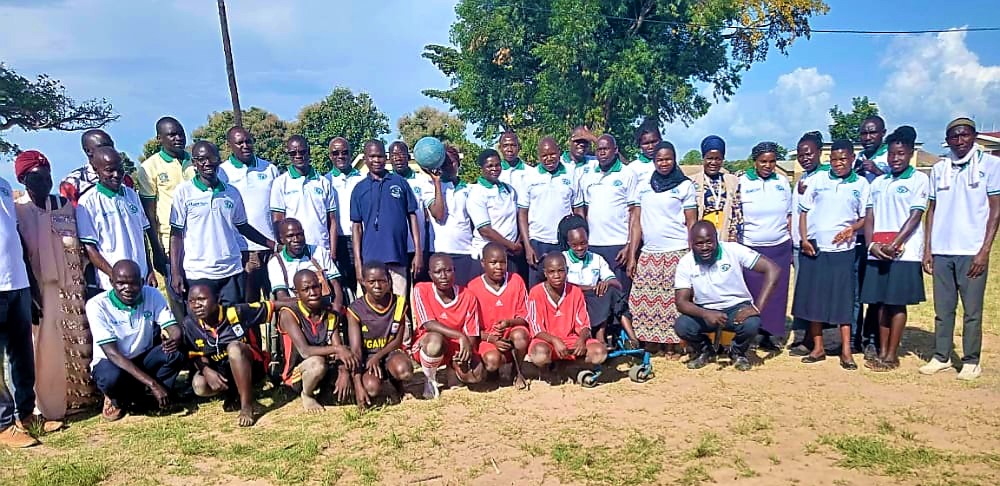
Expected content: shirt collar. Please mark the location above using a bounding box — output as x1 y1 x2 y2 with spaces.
198 306 226 331
282 244 310 262
806 163 830 175
872 144 888 158
228 154 257 169
745 167 777 181
329 165 360 178
478 176 509 194
160 148 192 165
537 161 568 176
887 165 915 180
95 182 125 198
501 158 525 171
109 289 143 311
397 167 416 179
192 176 226 193
636 153 652 164
289 165 319 180
829 169 859 184
566 250 592 266
599 157 623 174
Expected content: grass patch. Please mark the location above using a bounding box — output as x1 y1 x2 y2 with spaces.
548 431 664 485
686 432 721 459
875 417 895 435
820 434 945 477
733 415 774 445
734 456 758 478
677 464 711 486
25 456 109 486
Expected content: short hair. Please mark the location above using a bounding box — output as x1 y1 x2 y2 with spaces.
361 260 389 277
293 268 318 287
542 252 566 267
797 131 823 150
482 242 506 258
634 118 661 145
226 126 249 142
155 116 181 134
191 140 220 158
751 141 781 161
830 139 854 152
885 125 917 149
363 139 385 153
862 116 886 131
276 217 302 234
287 134 308 146
477 148 500 167
387 140 408 153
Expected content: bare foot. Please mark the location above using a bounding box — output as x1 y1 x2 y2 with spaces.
237 407 256 427
301 395 325 413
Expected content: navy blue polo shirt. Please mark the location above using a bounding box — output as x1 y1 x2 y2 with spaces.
350 172 418 265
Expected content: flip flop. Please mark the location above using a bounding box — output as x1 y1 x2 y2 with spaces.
840 359 858 370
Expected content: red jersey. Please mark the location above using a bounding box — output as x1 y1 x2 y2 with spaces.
466 273 529 335
527 282 589 340
412 282 482 338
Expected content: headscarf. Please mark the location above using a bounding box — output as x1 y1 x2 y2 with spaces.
700 135 726 157
14 150 50 182
649 141 689 193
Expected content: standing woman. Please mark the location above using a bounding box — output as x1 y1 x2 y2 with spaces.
692 135 744 242
627 141 697 358
861 126 929 371
14 151 98 421
739 142 793 346
630 118 662 182
466 149 526 280
424 146 477 285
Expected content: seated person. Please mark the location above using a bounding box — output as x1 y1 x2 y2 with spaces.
561 225 639 347
411 254 485 399
527 253 608 371
88 260 184 422
267 217 344 310
184 284 273 427
466 242 531 390
276 270 358 412
346 261 413 410
674 221 779 371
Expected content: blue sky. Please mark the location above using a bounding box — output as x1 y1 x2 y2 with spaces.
2 0 999 184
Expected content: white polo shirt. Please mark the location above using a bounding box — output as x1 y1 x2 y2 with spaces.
518 162 584 244
738 170 793 246
423 181 473 255
87 286 176 369
581 158 639 247
637 179 697 252
327 166 364 237
675 241 760 311
791 165 829 248
629 154 656 184
169 178 249 280
400 169 433 253
76 183 151 289
219 155 278 251
467 178 519 258
500 158 530 198
799 171 870 253
561 152 596 190
270 166 337 251
563 250 616 287
928 151 1000 256
866 166 929 262
266 244 341 297
0 177 29 291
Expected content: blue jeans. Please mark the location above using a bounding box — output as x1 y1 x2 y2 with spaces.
92 345 185 409
0 288 35 428
674 302 762 354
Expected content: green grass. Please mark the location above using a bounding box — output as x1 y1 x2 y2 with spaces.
677 464 711 486
547 431 664 485
685 432 721 460
820 434 945 477
25 456 109 486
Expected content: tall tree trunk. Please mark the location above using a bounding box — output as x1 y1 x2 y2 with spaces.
217 0 242 127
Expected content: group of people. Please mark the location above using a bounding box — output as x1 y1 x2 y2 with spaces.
0 113 995 448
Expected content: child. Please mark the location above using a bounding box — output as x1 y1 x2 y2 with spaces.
466 242 531 390
346 261 413 410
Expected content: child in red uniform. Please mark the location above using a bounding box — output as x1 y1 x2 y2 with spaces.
411 254 485 398
466 243 531 389
527 253 608 370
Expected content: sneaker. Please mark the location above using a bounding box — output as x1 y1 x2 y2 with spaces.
422 377 440 399
956 363 982 381
863 344 878 362
918 358 953 375
0 425 39 448
686 350 715 370
18 415 64 434
102 396 124 422
732 354 752 372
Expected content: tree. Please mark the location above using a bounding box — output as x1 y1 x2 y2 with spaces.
216 0 242 127
681 149 702 165
292 87 390 173
423 0 828 152
0 63 118 155
120 151 136 176
397 106 484 183
142 137 160 160
829 96 879 143
192 107 289 166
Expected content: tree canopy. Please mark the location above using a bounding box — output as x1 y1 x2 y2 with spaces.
192 107 289 167
680 149 702 165
293 87 390 173
0 63 118 155
829 96 880 143
397 106 484 183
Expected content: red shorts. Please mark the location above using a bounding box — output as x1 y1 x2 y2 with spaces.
411 333 479 367
529 336 600 361
478 325 530 358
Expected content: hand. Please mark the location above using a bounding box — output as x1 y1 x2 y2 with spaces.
615 247 629 267
595 280 609 297
510 242 523 255
153 254 169 276
524 245 538 267
411 254 424 277
922 254 934 275
245 252 262 273
354 380 370 412
550 339 570 359
493 338 513 353
572 337 588 357
704 310 728 328
170 270 186 297
862 160 883 176
149 382 170 409
456 335 472 364
146 272 158 288
493 319 510 333
831 228 855 246
733 305 759 325
161 334 181 354
334 369 352 402
365 356 383 380
800 239 817 257
335 347 359 371
428 169 442 183
201 367 229 392
869 243 892 261
968 248 990 279
797 179 808 195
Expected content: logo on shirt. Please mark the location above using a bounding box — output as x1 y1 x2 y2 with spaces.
720 263 731 272
0 187 9 197
613 180 623 187
561 179 571 186
223 200 234 209
390 185 403 199
776 185 786 191
157 173 169 183
232 324 244 337
495 299 503 306
258 173 268 180
313 187 323 195
127 203 139 214
143 311 153 320
896 186 910 194
852 190 861 199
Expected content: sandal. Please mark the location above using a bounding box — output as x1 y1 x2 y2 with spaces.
840 359 858 371
102 396 124 422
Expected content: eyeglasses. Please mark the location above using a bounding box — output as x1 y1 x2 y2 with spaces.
330 150 348 156
286 149 308 156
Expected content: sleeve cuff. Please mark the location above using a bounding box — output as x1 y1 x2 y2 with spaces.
96 338 118 345
161 320 178 329
474 221 492 229
139 194 156 200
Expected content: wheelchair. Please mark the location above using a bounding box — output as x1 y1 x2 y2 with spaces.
575 326 653 388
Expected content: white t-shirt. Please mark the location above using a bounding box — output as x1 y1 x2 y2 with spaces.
399 170 433 254
269 166 337 251
791 165 829 248
518 163 584 244
799 172 870 253
327 166 364 238
675 242 760 311
866 166 929 262
76 184 151 289
637 179 697 253
629 156 656 185
467 179 519 258
423 181 473 255
169 179 249 280
561 152 596 191
563 250 616 287
87 286 176 369
580 159 639 247
0 177 29 291
928 151 1000 255
219 155 278 251
266 244 341 297
738 171 792 246
499 158 530 199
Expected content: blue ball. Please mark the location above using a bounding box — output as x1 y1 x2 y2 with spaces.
413 137 446 170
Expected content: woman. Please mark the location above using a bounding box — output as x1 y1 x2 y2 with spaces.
466 149 525 281
627 141 697 358
630 118 662 182
691 135 743 242
14 150 98 420
425 146 477 285
793 139 870 370
738 142 793 344
861 126 929 372
789 131 829 352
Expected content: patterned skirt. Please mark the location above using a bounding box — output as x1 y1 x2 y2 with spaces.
628 249 686 344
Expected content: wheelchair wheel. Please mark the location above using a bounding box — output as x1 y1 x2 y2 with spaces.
576 370 598 388
628 365 652 383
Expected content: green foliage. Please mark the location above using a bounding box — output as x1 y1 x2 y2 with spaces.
424 0 827 151
829 96 880 143
681 149 702 165
0 63 118 155
397 106 484 183
292 87 390 173
725 159 754 174
192 107 290 168
119 151 135 176
141 137 159 160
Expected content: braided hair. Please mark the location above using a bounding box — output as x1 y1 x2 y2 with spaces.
750 141 781 161
797 131 823 151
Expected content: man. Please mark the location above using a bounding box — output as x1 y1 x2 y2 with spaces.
88 260 184 421
169 141 277 306
920 118 1000 381
424 146 477 285
267 218 343 310
389 141 433 281
326 137 364 295
517 137 585 286
674 222 780 371
580 134 638 289
220 126 280 302
60 129 135 206
497 131 529 196
77 147 166 290
350 140 423 296
853 118 889 359
561 126 598 189
855 116 890 182
270 135 338 252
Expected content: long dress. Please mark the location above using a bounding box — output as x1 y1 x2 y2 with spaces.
15 193 97 418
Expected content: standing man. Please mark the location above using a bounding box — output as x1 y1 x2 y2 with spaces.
220 126 279 302
389 141 433 281
498 131 529 197
270 135 338 252
855 116 890 182
853 117 889 359
920 118 1000 381
561 126 598 189
424 146 477 285
60 129 135 206
518 137 585 286
326 137 364 296
580 134 638 290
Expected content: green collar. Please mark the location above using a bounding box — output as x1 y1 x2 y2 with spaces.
829 169 859 184
109 289 143 311
281 245 310 262
192 176 225 193
228 154 256 169
745 167 777 181
477 176 508 194
869 144 888 159
636 153 652 164
397 167 416 179
714 246 723 262
561 151 589 167
566 250 592 266
453 181 468 190
289 165 319 180
160 148 192 165
329 165 360 178
95 182 125 198
806 164 830 175
887 165 915 180
501 158 525 171
537 161 567 176
598 158 623 174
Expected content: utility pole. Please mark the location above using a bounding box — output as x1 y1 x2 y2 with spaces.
217 0 242 127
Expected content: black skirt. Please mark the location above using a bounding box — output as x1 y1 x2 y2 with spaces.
583 285 629 328
860 260 925 306
792 249 855 324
